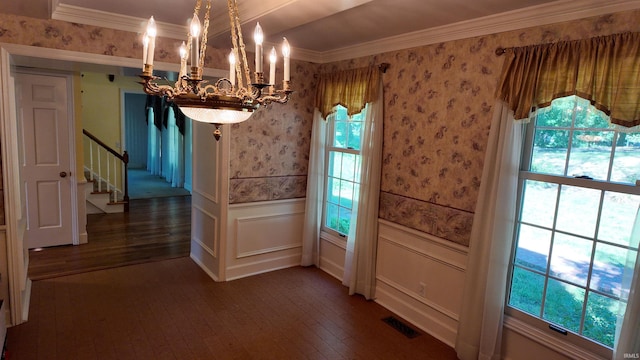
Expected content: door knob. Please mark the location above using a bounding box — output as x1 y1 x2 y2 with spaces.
59 171 67 178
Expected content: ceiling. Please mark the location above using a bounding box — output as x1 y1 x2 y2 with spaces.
4 0 640 64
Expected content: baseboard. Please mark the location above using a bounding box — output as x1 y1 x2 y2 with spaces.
190 253 220 282
375 280 458 347
225 253 301 281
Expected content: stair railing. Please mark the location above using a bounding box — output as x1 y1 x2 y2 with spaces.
83 129 129 212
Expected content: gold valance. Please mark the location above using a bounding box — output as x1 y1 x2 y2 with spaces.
314 65 383 119
497 32 640 127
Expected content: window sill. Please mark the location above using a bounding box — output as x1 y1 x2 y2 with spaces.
320 230 347 249
503 315 609 360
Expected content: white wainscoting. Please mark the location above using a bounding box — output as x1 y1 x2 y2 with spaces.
319 232 346 281
375 219 468 348
189 121 227 282
190 202 221 281
225 198 305 280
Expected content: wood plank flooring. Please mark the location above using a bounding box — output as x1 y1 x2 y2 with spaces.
28 196 191 280
7 258 458 360
13 195 458 359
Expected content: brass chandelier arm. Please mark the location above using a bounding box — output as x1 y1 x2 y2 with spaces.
254 90 293 105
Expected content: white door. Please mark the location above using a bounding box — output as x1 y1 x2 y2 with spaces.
16 72 74 249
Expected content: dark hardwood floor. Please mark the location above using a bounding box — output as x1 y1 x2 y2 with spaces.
28 196 191 280
8 258 458 359
14 195 459 359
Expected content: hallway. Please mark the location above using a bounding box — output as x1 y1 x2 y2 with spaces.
27 196 191 280
127 168 191 200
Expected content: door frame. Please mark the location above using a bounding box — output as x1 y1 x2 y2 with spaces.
16 68 79 247
0 42 225 326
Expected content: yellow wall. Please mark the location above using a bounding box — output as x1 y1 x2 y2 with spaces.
80 72 142 189
73 73 85 181
80 72 140 151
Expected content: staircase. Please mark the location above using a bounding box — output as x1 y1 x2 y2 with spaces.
85 171 126 213
83 129 129 213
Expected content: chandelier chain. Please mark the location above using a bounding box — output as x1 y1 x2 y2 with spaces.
198 0 211 71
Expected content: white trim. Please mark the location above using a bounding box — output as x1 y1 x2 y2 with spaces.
1 43 226 78
378 219 469 255
321 0 640 63
375 282 459 348
228 197 305 210
376 274 460 322
192 203 218 257
1 47 26 326
46 0 640 64
189 253 221 282
504 316 609 360
51 4 188 40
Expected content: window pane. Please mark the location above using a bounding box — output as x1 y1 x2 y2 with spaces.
328 151 341 177
556 185 600 238
583 292 618 348
543 279 585 333
611 142 640 184
341 153 357 182
339 180 354 208
347 121 362 150
509 267 544 317
326 177 340 205
574 97 610 129
569 131 613 180
337 207 351 234
598 192 640 247
550 233 593 287
536 97 574 127
515 224 551 273
520 180 558 228
325 203 339 230
591 243 627 297
334 122 347 148
531 130 569 175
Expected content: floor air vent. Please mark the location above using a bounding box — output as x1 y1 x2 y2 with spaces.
382 316 421 338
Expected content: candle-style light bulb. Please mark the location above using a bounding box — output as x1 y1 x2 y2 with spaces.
254 22 264 73
179 41 188 77
228 50 236 86
142 33 149 69
146 17 157 66
282 37 291 82
269 46 277 85
190 14 201 69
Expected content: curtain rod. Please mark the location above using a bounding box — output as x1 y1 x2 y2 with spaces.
495 47 507 56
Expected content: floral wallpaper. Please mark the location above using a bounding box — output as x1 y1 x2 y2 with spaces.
0 9 639 246
317 10 640 246
228 61 317 204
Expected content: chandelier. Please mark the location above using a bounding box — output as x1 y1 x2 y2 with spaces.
140 0 293 140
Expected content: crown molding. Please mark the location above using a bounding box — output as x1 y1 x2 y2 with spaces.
51 3 187 40
318 0 640 63
50 0 640 64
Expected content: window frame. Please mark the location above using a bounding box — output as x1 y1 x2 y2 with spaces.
321 107 364 239
505 97 640 359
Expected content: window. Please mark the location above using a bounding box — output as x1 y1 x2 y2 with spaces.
507 96 640 355
322 106 364 237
